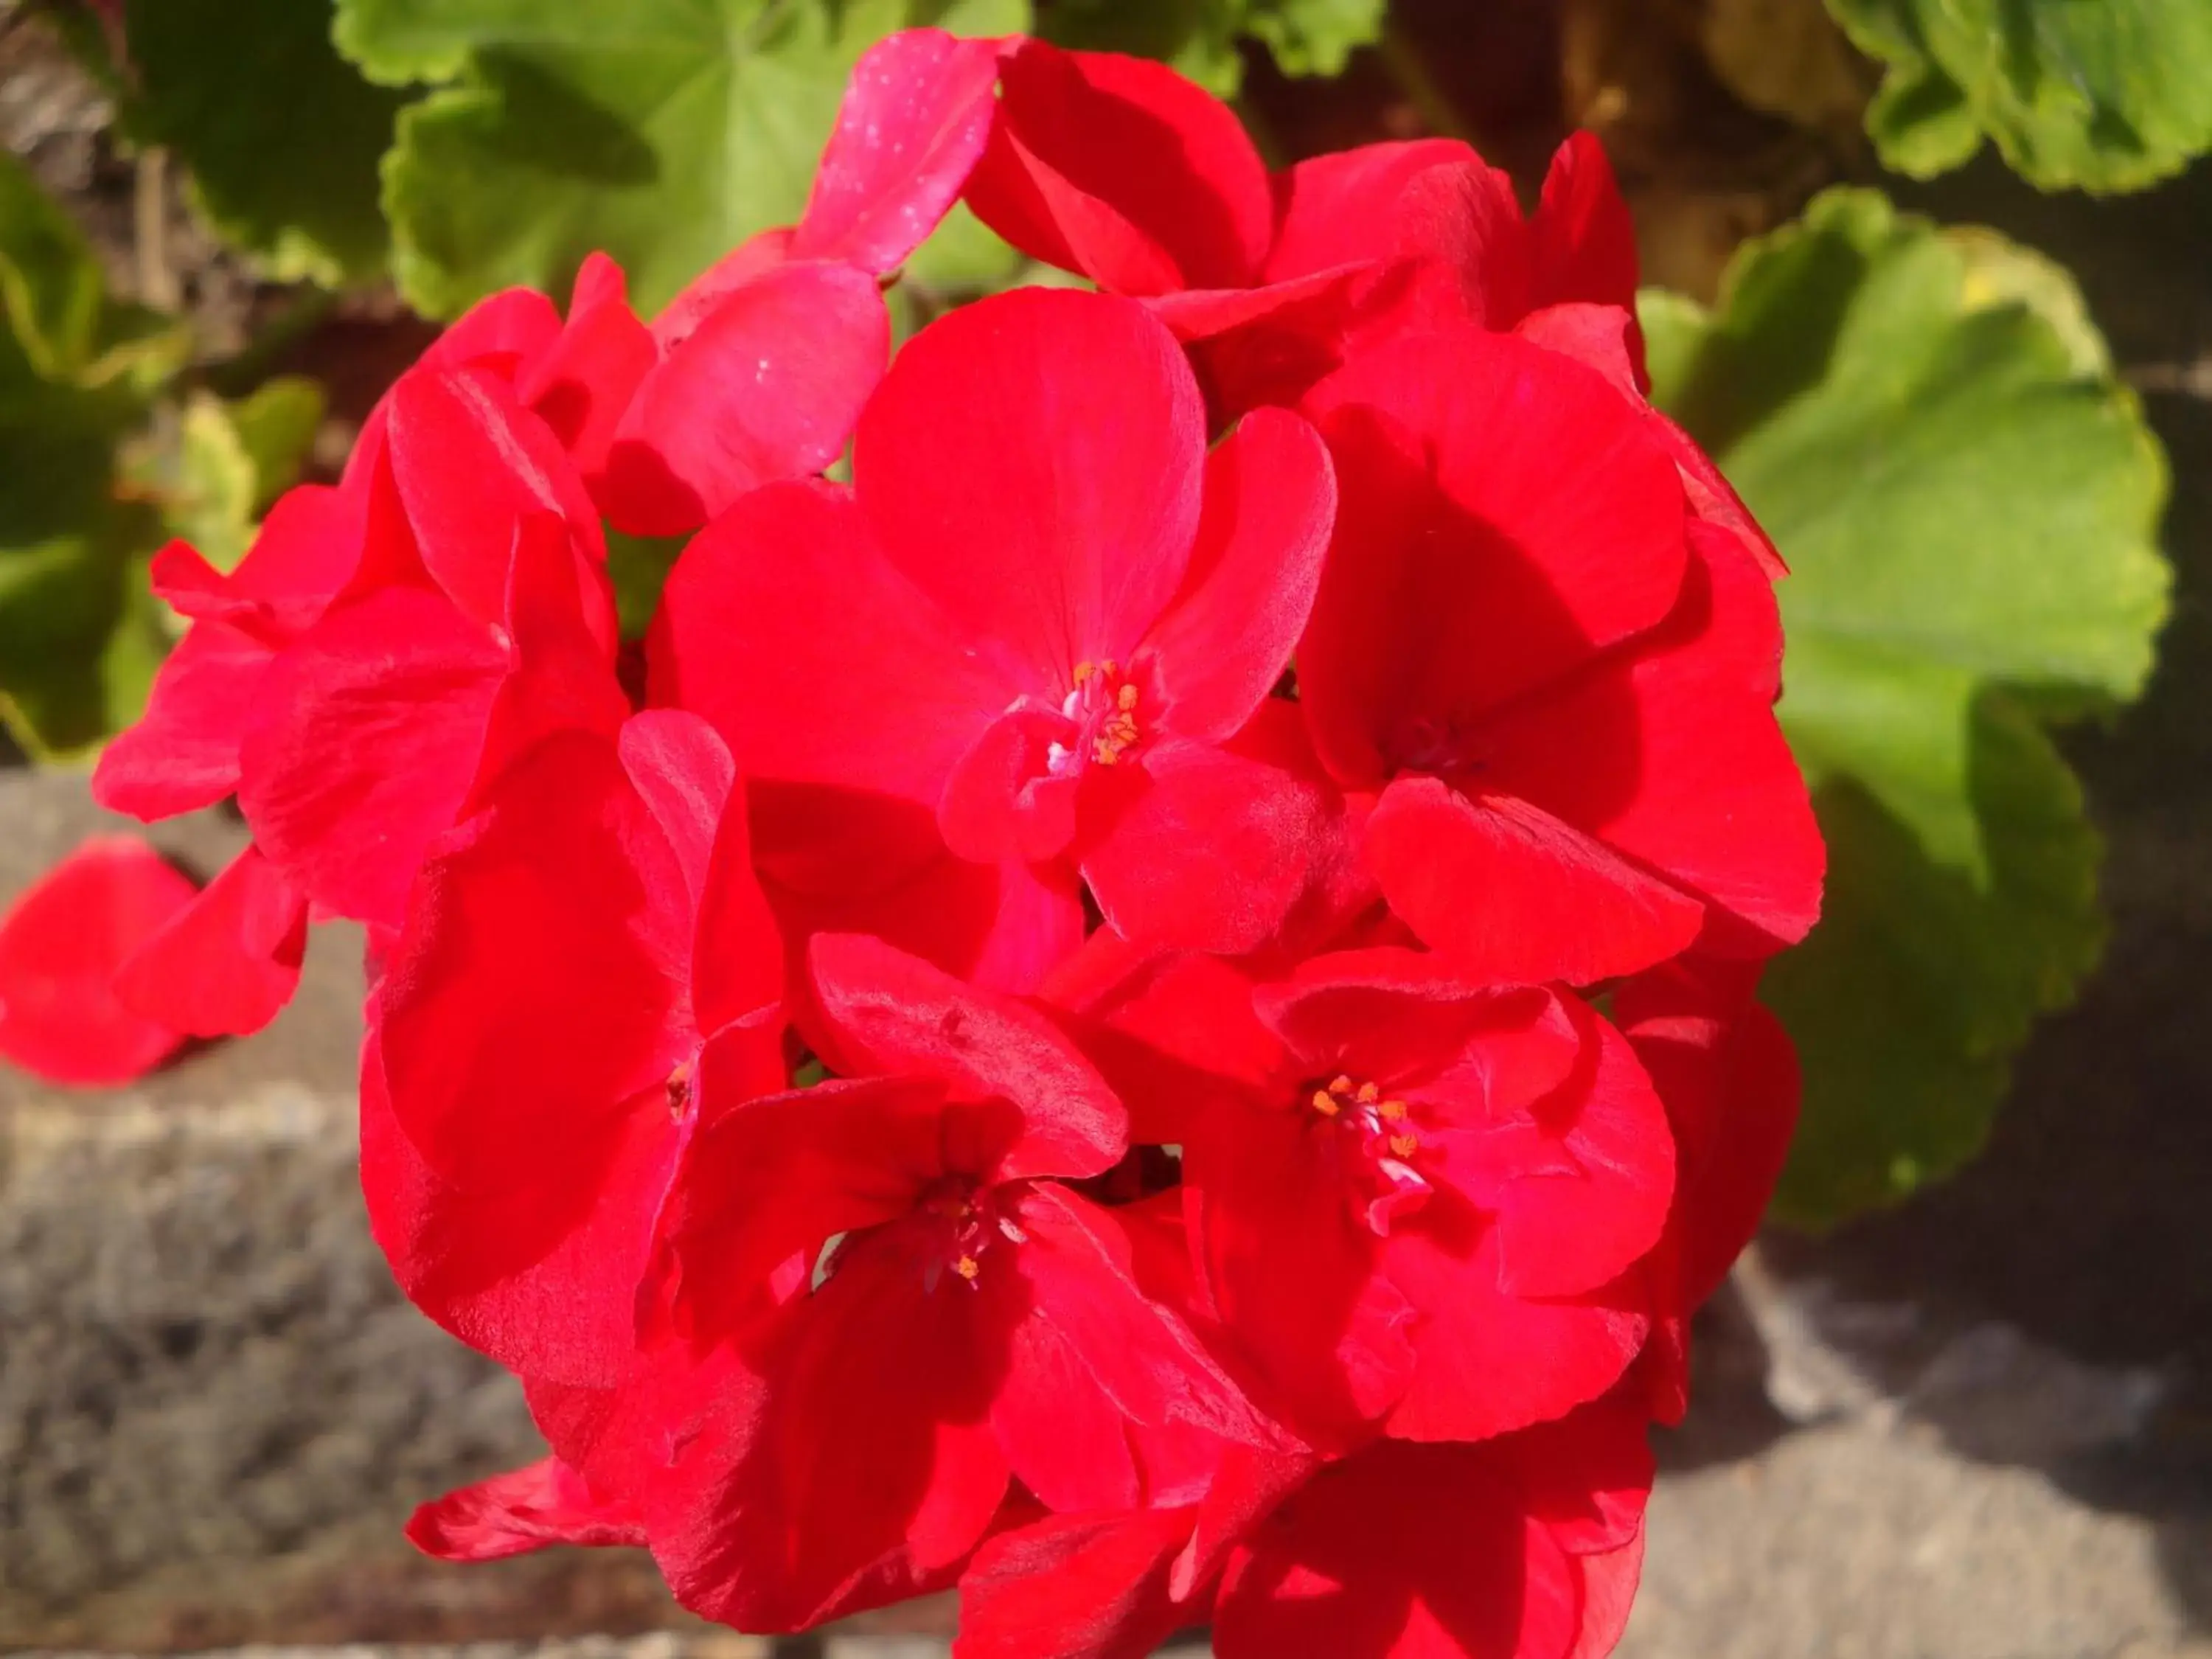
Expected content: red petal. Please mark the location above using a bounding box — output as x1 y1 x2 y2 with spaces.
1619 959 1801 1313
667 1234 1009 1623
160 481 365 643
378 724 695 1194
1363 779 1705 987
605 260 890 537
614 708 737 916
649 479 1009 810
113 843 307 1038
793 29 1004 276
1431 1001 1677 1300
91 619 270 819
1012 1186 1277 1447
1529 133 1641 324
1079 734 1326 956
361 1023 684 1388
516 252 657 483
955 1508 1198 1659
1188 1100 1417 1446
1141 408 1335 743
940 703 1084 866
1382 153 1534 329
965 40 1272 293
808 932 1126 1182
236 589 508 931
1265 139 1476 283
650 229 797 354
1466 529 1821 955
1302 327 1688 774
386 366 607 629
856 288 1206 684
1382 1217 1648 1442
0 836 194 1085
406 1456 644 1562
755 811 1082 1000
1253 950 1571 1096
666 1068 948 1343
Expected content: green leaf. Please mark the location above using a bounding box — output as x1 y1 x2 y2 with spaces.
97 0 407 282
0 152 186 757
1824 0 2212 191
125 377 327 576
605 529 686 640
334 0 1029 319
1239 0 1385 77
1038 0 1383 93
0 424 167 758
1642 188 2170 1225
0 153 187 414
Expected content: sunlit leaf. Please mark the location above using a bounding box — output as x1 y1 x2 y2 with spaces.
1644 188 2171 1223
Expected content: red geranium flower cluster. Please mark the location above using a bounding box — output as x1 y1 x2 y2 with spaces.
67 31 1823 1659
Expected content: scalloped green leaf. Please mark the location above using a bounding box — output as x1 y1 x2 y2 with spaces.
103 0 407 282
1643 188 2170 1225
333 0 1029 319
1825 0 2212 192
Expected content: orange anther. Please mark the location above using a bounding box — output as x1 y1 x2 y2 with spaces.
1389 1133 1419 1158
1117 683 1140 712
1310 1090 1340 1116
954 1254 981 1281
1378 1099 1408 1121
1354 1081 1380 1105
1329 1074 1355 1096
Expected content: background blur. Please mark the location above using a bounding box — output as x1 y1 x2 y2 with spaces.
0 0 2207 1654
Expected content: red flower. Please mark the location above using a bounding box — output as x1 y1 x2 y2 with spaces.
366 708 783 1386
1065 946 1672 1447
1298 323 1823 987
0 835 196 1085
651 286 1338 985
962 43 1638 417
236 363 627 935
638 933 1277 1630
956 1392 1654 1659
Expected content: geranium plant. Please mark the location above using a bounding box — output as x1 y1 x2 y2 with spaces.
0 34 1840 1655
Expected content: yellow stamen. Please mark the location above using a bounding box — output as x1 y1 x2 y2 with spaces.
1377 1099 1408 1122
1389 1133 1419 1159
1354 1081 1380 1105
954 1254 981 1281
1310 1089 1340 1116
1329 1074 1355 1096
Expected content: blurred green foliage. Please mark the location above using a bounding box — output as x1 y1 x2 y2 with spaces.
1039 0 1385 92
0 149 319 757
1826 0 2212 191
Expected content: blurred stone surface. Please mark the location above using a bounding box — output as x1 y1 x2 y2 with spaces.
0 770 700 1648
1618 1250 2211 1659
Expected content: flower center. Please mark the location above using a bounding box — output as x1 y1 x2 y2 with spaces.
914 1176 1026 1290
1305 1073 1432 1235
1047 660 1142 775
